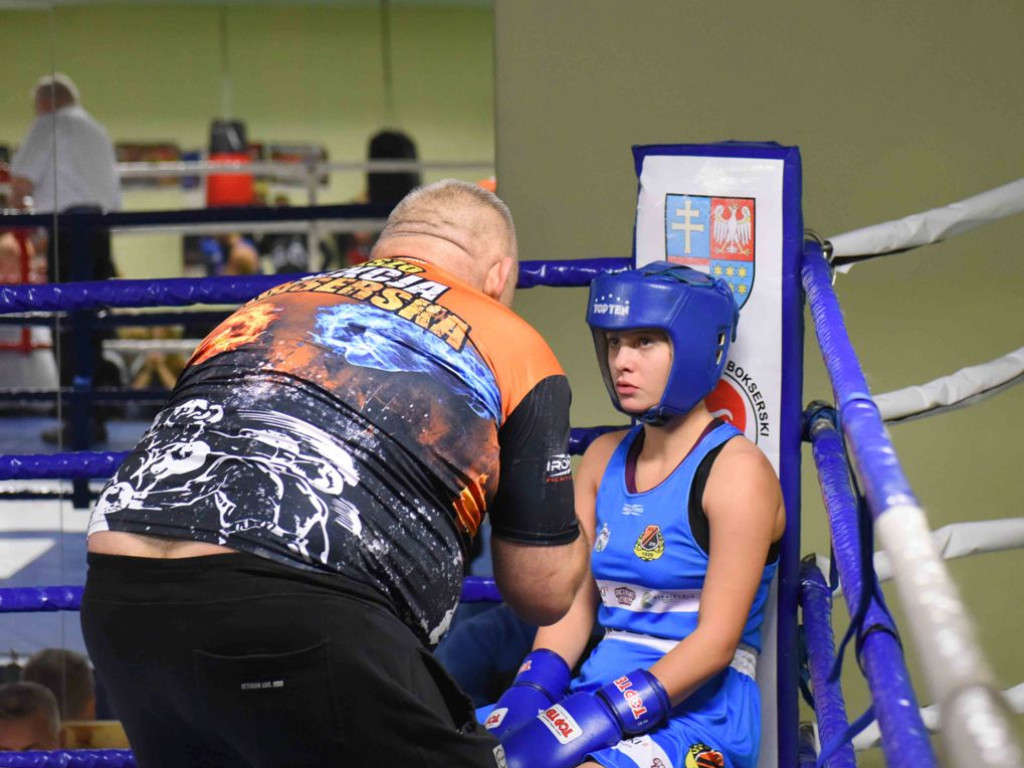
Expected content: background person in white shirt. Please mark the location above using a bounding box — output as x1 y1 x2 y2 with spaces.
10 73 122 445
9 73 121 215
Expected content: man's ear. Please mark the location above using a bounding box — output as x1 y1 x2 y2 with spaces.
484 256 516 307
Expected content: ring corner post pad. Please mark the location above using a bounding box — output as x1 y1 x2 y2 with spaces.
630 141 804 768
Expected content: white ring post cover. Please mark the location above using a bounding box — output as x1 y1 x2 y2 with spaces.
633 143 802 768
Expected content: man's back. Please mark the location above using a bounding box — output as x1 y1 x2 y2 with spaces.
12 104 121 212
89 257 576 644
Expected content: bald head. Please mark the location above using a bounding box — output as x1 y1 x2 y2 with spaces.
372 179 519 306
33 73 80 115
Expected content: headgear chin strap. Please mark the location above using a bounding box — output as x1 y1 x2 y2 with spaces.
586 261 739 426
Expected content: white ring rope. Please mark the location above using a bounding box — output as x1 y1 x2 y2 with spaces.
115 158 494 180
873 346 1024 424
852 682 1024 751
828 175 1024 271
109 218 389 237
4 159 493 203
874 504 1021 767
103 339 202 355
815 518 1024 596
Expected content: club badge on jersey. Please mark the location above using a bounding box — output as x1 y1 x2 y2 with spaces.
633 524 665 561
685 741 725 768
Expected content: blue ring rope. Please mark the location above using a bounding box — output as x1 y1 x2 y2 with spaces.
0 452 131 480
0 749 135 767
0 258 631 316
0 427 624 481
0 579 501 613
0 586 83 613
799 562 857 768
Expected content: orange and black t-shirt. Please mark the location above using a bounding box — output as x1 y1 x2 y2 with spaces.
88 257 578 645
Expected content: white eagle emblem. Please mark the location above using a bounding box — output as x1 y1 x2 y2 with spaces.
711 203 753 254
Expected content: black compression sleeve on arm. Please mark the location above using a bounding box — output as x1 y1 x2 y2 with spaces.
489 375 580 545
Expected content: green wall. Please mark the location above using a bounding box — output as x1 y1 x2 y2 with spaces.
1 0 1020 757
1 2 494 277
494 0 1024 761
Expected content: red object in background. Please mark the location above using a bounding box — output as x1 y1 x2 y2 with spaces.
0 228 50 353
206 120 255 207
206 152 255 207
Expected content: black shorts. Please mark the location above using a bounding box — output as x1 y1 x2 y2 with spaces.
81 552 502 768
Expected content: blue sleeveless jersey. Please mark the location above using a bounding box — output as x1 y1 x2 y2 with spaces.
476 422 779 767
591 422 777 651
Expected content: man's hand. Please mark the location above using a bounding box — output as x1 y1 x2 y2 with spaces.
10 176 34 210
500 668 670 768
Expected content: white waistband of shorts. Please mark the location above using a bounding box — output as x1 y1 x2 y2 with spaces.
596 579 701 614
602 629 758 680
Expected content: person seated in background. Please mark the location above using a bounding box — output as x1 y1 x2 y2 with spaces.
126 326 188 395
183 233 263 343
22 648 96 723
0 682 61 752
198 232 261 277
20 648 130 750
480 263 785 768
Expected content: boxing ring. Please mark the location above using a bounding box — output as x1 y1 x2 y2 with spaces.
0 150 1022 767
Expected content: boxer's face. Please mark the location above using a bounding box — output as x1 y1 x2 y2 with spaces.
605 328 671 414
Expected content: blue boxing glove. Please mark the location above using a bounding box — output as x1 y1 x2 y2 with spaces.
499 668 671 768
481 649 571 738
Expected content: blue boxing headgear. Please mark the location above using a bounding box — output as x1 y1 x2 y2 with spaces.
586 261 739 425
